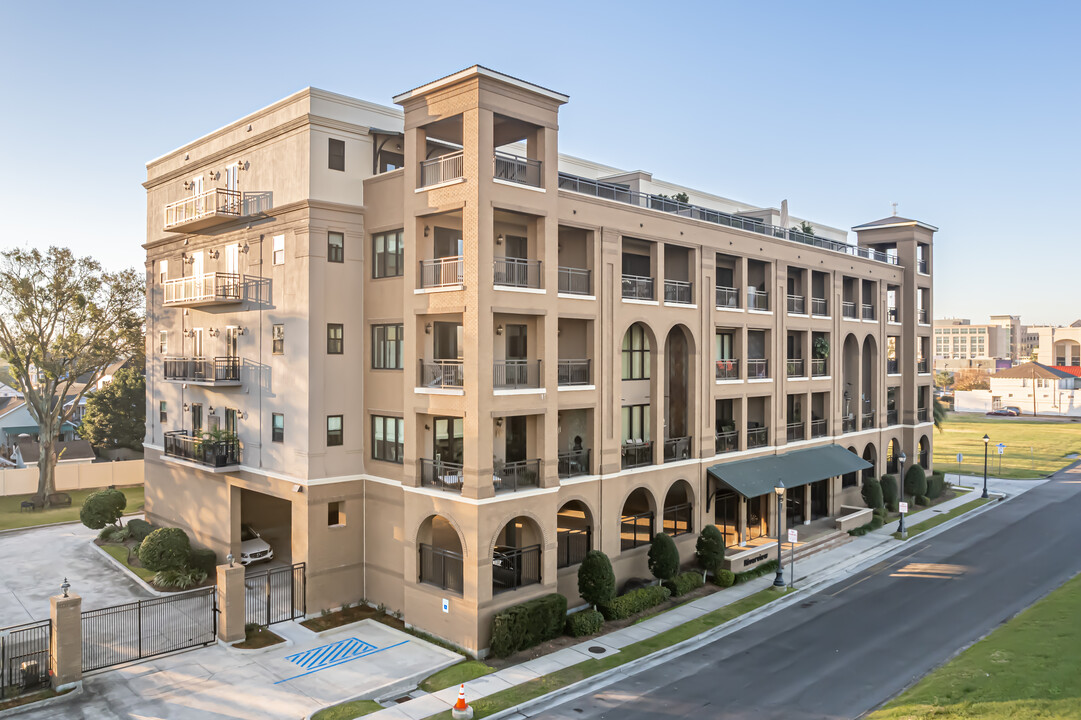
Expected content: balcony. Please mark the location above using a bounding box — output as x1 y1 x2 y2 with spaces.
419 256 463 289
715 358 740 381
494 257 541 289
419 151 464 188
862 304 876 321
918 408 930 423
747 426 769 449
747 358 769 380
621 441 653 469
419 458 463 493
887 409 899 426
888 307 900 323
163 357 241 386
622 274 654 300
418 360 464 389
862 411 876 429
716 286 740 309
664 280 693 305
786 422 805 443
558 267 591 295
786 358 805 378
917 359 929 374
843 416 856 433
811 358 828 377
887 358 899 374
811 297 828 316
842 301 858 319
557 528 591 568
810 419 828 438
748 289 770 311
918 258 929 274
163 272 242 307
163 430 239 469
558 449 591 478
494 459 541 493
663 436 692 463
163 188 241 233
787 294 806 314
919 308 930 324
493 151 541 188
419 544 464 593
715 430 738 455
494 360 542 389
557 359 591 386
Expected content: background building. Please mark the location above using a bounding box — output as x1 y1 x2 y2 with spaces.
933 318 1011 371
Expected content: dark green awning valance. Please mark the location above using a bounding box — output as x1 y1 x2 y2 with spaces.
707 444 871 499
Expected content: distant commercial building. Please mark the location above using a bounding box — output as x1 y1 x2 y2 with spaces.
954 362 1081 416
933 318 1011 372
1035 325 1081 367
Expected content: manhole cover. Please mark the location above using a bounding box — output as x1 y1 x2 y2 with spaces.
588 646 607 654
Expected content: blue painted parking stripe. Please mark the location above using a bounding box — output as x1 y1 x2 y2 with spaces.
275 640 409 684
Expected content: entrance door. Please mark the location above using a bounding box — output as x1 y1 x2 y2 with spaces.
810 479 829 520
434 417 463 465
191 328 204 358
786 486 804 528
505 416 527 463
225 327 239 358
191 403 203 436
225 243 239 275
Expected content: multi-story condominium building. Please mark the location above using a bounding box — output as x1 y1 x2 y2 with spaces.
142 66 936 655
933 318 1012 371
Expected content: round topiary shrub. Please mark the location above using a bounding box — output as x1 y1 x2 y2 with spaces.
905 465 928 499
126 518 154 542
861 477 884 510
578 550 615 609
916 495 931 507
647 532 679 583
714 569 735 588
695 524 725 576
80 488 128 530
138 527 191 572
565 609 604 637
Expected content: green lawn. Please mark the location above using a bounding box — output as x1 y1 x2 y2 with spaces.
311 699 383 720
0 486 144 531
892 497 991 540
419 660 495 693
932 413 1081 479
868 572 1081 719
100 542 156 582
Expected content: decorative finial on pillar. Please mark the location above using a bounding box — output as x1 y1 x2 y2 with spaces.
61 578 70 598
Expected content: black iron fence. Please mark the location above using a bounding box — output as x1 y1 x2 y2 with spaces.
492 545 541 592
163 356 240 383
715 358 740 380
663 502 693 537
419 545 464 593
245 563 306 627
747 358 769 379
786 358 805 378
811 419 829 438
419 458 464 492
715 430 738 454
557 449 590 478
556 528 591 568
558 266 591 295
163 430 240 468
811 297 828 316
493 359 542 389
862 303 876 320
0 620 50 698
621 441 653 469
494 152 542 187
787 294 806 314
842 301 858 319
716 285 739 308
787 422 805 442
811 358 828 376
747 426 769 448
419 256 464 288
493 459 541 493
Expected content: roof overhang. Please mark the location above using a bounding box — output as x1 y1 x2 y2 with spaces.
852 219 939 232
707 445 872 499
393 65 569 105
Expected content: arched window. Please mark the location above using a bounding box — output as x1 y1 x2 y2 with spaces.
918 436 930 469
622 324 651 380
557 501 593 568
620 488 655 550
417 515 463 594
662 480 694 536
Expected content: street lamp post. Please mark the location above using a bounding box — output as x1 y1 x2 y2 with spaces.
982 434 990 499
897 451 907 539
773 480 786 588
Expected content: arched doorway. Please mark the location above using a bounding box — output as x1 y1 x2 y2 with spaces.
556 501 593 569
843 446 861 488
918 436 930 469
663 326 694 462
862 443 877 482
886 438 900 475
842 334 860 432
493 516 543 593
417 515 464 593
861 336 878 428
662 480 694 537
620 487 656 551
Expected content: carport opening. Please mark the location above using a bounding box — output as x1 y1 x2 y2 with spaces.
239 488 292 566
493 517 542 593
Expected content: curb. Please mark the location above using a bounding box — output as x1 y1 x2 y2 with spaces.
0 683 82 719
90 542 172 597
302 658 461 720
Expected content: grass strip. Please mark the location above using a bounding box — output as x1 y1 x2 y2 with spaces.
100 542 156 582
311 699 383 720
428 587 793 720
867 572 1081 719
0 687 73 711
892 497 991 540
0 486 144 531
419 660 495 693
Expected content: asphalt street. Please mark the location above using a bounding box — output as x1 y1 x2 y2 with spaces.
536 464 1081 720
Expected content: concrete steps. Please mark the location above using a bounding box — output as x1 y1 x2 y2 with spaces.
791 529 852 563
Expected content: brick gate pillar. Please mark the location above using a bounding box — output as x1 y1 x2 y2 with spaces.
216 562 246 643
50 586 82 690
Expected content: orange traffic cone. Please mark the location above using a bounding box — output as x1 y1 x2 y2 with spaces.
451 683 473 719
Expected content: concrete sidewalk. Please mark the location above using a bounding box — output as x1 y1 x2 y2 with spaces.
357 475 1041 720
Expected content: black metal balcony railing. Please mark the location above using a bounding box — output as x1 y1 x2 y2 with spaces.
419 458 464 493
419 256 463 288
843 416 856 433
493 544 541 592
787 294 806 314
918 407 930 423
747 426 769 449
419 544 464 593
557 528 591 568
786 422 805 442
558 266 591 295
862 304 876 321
163 356 240 383
620 510 654 550
811 419 828 438
663 502 693 537
862 411 876 429
419 151 464 188
811 297 828 316
663 436 692 463
494 459 541 493
918 258 928 274
747 358 769 379
494 257 541 289
887 409 899 426
748 289 770 311
919 308 930 324
786 358 805 378
557 449 590 478
557 172 900 265
888 307 900 323
557 359 591 386
493 151 542 188
419 360 464 388
621 441 653 469
664 280 693 304
494 359 542 389
917 359 929 373
811 358 828 377
887 358 900 374
715 430 738 454
842 301 858 319
163 430 239 468
716 285 740 308
715 358 740 380
622 274 654 300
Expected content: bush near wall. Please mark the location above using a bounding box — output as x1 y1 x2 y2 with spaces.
565 609 604 637
713 569 735 587
126 518 154 541
489 593 568 658
880 474 899 511
599 585 671 620
188 548 218 575
905 465 928 499
733 560 779 585
927 471 946 499
137 527 191 572
861 477 884 510
663 571 705 597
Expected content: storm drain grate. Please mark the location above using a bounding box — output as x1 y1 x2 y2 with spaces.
588 646 607 654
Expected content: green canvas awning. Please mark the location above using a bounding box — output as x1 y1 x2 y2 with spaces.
707 445 871 499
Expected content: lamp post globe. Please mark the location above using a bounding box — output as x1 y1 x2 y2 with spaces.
982 434 990 499
897 451 907 538
773 480 786 588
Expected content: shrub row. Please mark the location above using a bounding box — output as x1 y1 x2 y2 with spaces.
848 513 885 536
927 471 947 500
663 571 704 597
599 584 671 620
880 474 899 511
489 593 568 658
565 609 604 637
733 560 778 585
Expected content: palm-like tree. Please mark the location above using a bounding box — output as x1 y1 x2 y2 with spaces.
933 397 947 432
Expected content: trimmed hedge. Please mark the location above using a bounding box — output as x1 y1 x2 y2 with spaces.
880 474 899 511
848 513 885 536
733 560 778 585
137 527 191 572
861 477 884 510
905 465 928 499
599 585 671 621
663 571 705 597
713 569 735 588
489 593 568 658
188 548 218 575
915 495 931 507
127 519 154 542
565 609 604 637
928 471 946 499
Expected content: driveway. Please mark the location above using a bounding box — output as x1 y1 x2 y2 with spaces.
0 521 151 628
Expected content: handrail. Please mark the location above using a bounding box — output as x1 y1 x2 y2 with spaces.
419 458 464 493
163 356 240 383
811 297 828 316
747 358 769 379
747 426 769 448
164 188 241 229
663 279 693 304
748 289 770 311
715 358 740 380
494 256 541 288
810 419 828 438
494 151 542 187
811 358 828 377
621 274 654 300
419 256 463 288
493 459 541 493
163 272 241 305
494 359 542 389
557 359 591 386
419 359 464 388
557 449 590 478
787 294 806 314
716 286 740 309
419 151 464 188
786 358 805 378
715 430 738 454
663 436 692 462
558 266 591 295
621 441 653 469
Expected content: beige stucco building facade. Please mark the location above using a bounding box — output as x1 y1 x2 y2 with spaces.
142 66 936 655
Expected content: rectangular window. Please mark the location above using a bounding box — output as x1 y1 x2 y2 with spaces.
373 230 404 278
327 415 343 447
622 325 650 380
327 323 344 354
158 330 167 354
158 260 168 284
225 408 237 436
328 232 344 263
273 235 285 265
328 501 345 527
372 324 403 369
328 138 345 171
272 324 284 355
272 413 284 443
159 401 167 423
621 404 650 443
372 415 404 463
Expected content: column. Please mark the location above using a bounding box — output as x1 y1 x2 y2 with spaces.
216 562 246 644
50 588 82 690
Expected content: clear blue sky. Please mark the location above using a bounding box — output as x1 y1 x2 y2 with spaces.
2 1 1077 324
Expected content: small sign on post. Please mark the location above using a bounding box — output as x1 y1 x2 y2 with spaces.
442 598 449 613
997 443 1006 455
899 501 909 514
787 529 798 588
787 529 799 543
956 453 963 464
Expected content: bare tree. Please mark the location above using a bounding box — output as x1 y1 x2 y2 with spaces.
0 247 142 505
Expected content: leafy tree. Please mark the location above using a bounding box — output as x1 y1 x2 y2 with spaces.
673 192 690 204
577 550 615 609
934 371 954 390
79 488 127 529
695 525 725 578
0 247 142 506
647 532 679 583
79 367 145 452
954 368 990 391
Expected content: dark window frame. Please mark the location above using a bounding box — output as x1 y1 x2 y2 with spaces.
328 501 344 526
371 415 404 464
327 323 344 354
328 138 345 172
328 231 344 263
272 324 285 355
372 230 404 278
622 324 651 380
372 323 404 369
272 413 284 443
159 401 167 423
327 415 343 447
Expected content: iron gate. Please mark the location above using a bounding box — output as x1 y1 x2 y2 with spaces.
245 562 306 626
0 620 50 698
81 587 216 673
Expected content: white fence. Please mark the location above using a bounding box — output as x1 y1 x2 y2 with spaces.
0 460 144 497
